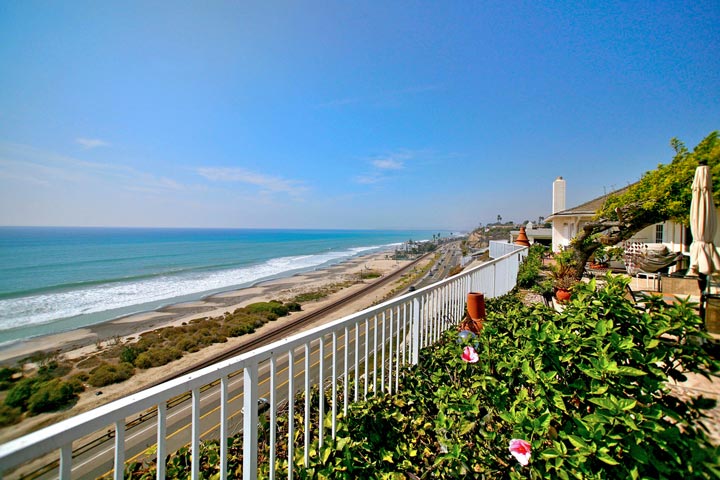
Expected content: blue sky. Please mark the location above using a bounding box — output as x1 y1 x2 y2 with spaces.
0 1 718 230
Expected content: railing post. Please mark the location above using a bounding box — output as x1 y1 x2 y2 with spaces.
114 420 125 480
0 244 529 479
157 401 167 480
411 296 421 365
60 444 71 479
492 263 497 298
243 362 259 480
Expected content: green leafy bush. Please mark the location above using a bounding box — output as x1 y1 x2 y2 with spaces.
37 360 72 380
4 377 38 410
0 404 21 427
285 302 302 312
0 366 20 391
75 355 104 370
3 374 84 415
0 367 19 383
27 379 79 415
293 291 328 302
120 346 140 364
117 275 720 480
516 244 545 288
246 301 290 317
88 362 135 387
297 275 720 479
134 348 183 369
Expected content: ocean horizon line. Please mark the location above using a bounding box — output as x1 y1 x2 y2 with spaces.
0 225 461 233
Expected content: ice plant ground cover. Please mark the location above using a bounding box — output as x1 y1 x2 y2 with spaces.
121 275 719 479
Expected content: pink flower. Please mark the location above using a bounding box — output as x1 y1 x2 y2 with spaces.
509 438 531 466
461 345 479 363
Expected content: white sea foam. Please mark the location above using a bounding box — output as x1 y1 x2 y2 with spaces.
0 245 388 332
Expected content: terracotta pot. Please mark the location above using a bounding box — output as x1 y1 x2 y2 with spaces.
467 292 486 321
555 288 571 303
514 226 530 247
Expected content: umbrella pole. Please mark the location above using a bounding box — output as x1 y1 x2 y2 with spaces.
698 272 707 327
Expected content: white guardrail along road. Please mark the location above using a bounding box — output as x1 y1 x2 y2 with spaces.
0 242 527 480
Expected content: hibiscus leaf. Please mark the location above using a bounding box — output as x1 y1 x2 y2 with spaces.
589 397 616 412
596 450 619 465
566 435 588 450
540 448 560 459
616 366 647 376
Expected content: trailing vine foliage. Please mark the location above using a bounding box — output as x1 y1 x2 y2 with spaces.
568 131 720 278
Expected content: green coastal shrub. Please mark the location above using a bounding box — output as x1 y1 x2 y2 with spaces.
246 301 290 317
36 360 72 380
88 362 135 387
75 355 103 370
26 379 79 415
286 302 302 312
4 375 84 415
0 367 19 383
0 404 22 427
293 291 327 303
0 366 20 391
4 377 36 409
134 348 183 369
120 346 140 364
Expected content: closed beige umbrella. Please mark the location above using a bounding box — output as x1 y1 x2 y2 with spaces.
689 163 720 278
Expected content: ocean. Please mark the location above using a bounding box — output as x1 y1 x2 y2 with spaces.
0 227 438 345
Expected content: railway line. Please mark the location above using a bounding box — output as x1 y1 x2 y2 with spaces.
21 251 435 479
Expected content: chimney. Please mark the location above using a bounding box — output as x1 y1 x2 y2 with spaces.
553 176 566 214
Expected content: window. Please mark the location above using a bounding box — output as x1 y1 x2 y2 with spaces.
655 224 664 243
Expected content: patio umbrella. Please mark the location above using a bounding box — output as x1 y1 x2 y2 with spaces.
689 163 720 301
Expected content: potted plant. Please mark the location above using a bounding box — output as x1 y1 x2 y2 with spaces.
550 251 578 302
553 274 577 302
589 245 609 269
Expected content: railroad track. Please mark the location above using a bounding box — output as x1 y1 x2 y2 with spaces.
22 252 433 479
167 251 431 377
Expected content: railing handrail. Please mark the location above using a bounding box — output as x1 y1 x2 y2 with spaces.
0 242 527 476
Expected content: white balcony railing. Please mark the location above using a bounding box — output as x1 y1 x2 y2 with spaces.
0 242 527 480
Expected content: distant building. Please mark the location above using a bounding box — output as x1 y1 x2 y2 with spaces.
509 224 552 246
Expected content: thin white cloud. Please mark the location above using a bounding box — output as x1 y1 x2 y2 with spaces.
372 158 404 170
372 151 412 170
196 167 308 196
0 142 188 194
354 151 413 184
0 169 51 186
355 174 383 185
76 138 110 149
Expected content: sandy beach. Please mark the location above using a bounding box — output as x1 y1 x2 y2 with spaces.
0 251 412 366
0 250 430 442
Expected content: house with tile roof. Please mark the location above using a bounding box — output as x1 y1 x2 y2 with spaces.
545 177 690 270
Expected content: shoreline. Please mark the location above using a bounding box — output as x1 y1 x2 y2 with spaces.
0 249 428 445
0 249 408 366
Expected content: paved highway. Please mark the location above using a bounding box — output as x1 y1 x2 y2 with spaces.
22 253 437 479
30 308 412 479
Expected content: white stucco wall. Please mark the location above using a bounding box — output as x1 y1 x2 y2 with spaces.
551 216 593 252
